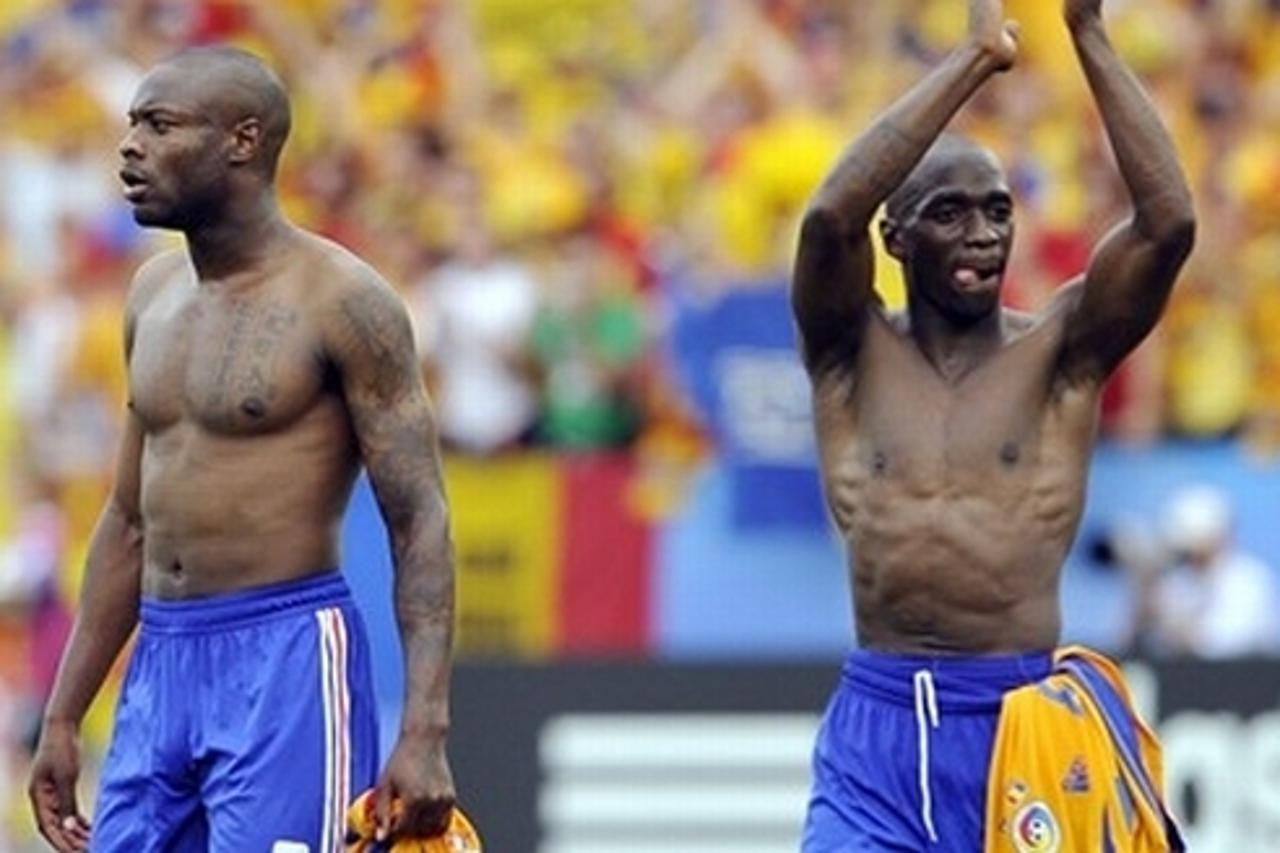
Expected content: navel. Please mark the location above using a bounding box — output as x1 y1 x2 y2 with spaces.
1000 441 1020 466
872 450 889 477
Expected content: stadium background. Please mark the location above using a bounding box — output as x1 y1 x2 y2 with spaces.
0 0 1279 850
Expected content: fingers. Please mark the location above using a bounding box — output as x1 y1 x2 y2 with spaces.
375 790 456 841
31 788 69 851
54 781 89 852
30 780 87 853
66 812 91 842
61 814 92 851
55 775 90 848
402 794 455 838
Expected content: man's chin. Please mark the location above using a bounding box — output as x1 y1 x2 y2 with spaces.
130 206 172 228
948 294 1001 324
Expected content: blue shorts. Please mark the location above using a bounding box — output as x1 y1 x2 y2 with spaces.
93 573 379 853
802 649 1052 852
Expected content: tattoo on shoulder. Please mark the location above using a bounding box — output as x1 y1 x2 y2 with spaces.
337 284 414 398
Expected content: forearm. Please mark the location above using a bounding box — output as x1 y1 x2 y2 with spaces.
391 510 454 738
1070 16 1193 236
812 44 1001 226
44 503 142 726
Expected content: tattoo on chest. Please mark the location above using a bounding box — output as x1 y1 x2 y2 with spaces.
206 301 300 416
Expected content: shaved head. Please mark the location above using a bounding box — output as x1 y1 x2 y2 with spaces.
885 134 1004 223
157 46 291 177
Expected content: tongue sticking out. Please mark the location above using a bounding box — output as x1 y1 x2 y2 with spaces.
954 268 981 287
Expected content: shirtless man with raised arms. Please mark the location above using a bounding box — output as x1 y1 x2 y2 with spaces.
793 1 1193 848
28 47 455 852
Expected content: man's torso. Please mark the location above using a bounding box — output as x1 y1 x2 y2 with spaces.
128 236 364 598
812 300 1102 652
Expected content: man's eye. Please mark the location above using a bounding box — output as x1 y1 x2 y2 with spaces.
150 118 172 133
932 206 959 223
989 204 1012 222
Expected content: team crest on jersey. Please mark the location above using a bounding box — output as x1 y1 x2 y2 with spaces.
1062 755 1091 794
1011 800 1060 853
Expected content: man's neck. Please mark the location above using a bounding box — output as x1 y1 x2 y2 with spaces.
907 297 1005 383
185 193 291 282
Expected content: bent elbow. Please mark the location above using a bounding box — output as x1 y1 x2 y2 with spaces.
794 207 847 281
800 206 844 245
1140 201 1196 260
1160 211 1196 259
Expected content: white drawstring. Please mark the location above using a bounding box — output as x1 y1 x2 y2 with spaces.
913 668 941 844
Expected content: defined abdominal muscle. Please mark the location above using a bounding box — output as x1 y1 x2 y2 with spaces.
846 491 1072 651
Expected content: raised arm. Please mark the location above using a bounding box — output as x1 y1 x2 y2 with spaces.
1057 0 1195 384
793 0 1018 373
327 271 456 839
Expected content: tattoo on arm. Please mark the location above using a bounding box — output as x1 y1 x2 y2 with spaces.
334 278 453 728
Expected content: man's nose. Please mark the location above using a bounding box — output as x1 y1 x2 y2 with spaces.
964 215 1000 247
119 125 143 160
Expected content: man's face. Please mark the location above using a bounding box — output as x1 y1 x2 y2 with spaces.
889 151 1015 322
118 64 230 229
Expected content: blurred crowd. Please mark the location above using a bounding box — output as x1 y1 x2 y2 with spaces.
0 0 1278 844
1121 484 1280 660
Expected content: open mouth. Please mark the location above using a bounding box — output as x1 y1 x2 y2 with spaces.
952 263 1003 291
119 170 149 201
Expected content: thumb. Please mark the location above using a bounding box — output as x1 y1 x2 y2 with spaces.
1004 19 1021 42
373 781 395 842
55 774 90 844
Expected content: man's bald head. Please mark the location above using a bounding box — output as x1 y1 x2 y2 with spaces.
885 134 1005 223
156 46 291 178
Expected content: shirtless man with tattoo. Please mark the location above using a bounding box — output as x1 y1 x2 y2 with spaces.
794 1 1193 848
28 47 456 852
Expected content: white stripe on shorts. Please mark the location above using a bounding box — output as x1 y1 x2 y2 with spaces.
316 608 351 853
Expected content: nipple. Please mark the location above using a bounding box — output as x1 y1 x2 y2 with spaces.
241 397 266 419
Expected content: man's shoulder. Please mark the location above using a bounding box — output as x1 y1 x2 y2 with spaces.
293 230 382 289
289 230 404 313
127 248 188 308
291 233 411 344
1003 283 1085 338
876 307 909 334
133 247 187 282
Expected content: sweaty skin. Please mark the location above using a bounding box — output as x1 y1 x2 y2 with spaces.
28 48 455 853
792 0 1194 655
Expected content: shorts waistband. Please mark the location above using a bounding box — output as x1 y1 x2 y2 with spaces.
140 572 351 634
842 648 1053 713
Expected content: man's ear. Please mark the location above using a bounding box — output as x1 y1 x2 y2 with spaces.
228 117 262 166
879 217 905 261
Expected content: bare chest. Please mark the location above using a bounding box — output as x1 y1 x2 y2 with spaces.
814 328 1096 493
856 356 1047 475
130 288 327 435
